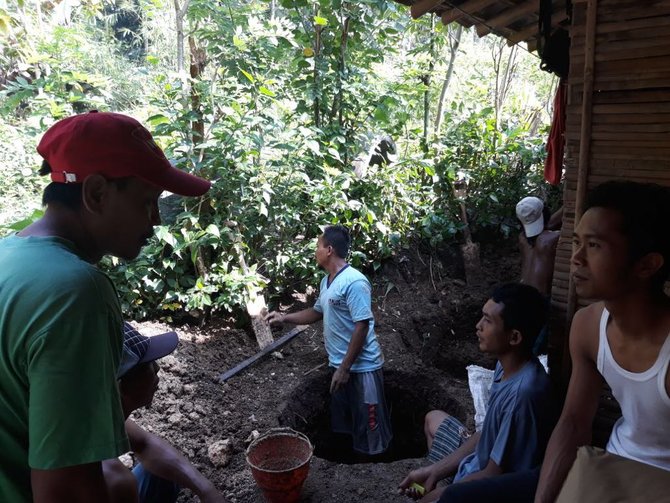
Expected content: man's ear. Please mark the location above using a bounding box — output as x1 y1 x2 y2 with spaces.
635 252 664 282
509 329 523 348
81 174 110 215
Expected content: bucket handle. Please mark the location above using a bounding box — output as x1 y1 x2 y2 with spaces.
247 427 314 454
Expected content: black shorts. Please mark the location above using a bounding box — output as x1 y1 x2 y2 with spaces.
330 368 393 455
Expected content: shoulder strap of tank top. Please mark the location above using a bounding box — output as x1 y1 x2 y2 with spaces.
596 307 609 373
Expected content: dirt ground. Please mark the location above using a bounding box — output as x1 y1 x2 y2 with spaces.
131 239 521 502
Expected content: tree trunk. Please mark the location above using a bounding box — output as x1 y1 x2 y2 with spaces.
313 5 323 128
189 36 207 147
421 15 435 152
331 7 350 126
174 0 190 73
492 41 518 133
434 24 462 140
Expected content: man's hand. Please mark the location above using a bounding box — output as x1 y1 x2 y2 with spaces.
398 466 439 500
264 311 285 326
330 366 350 393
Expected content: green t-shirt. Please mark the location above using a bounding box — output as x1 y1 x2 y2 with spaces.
0 235 129 502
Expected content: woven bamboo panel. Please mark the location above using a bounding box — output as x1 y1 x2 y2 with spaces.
552 0 670 438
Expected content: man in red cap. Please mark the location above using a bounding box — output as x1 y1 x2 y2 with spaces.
103 323 227 503
0 111 210 503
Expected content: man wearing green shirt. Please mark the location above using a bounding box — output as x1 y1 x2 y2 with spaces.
0 111 210 503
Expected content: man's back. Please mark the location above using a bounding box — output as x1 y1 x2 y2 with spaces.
519 230 560 296
0 235 127 502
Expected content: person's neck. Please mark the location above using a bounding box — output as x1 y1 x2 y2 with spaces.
325 258 348 279
496 350 532 380
604 288 670 339
19 207 101 263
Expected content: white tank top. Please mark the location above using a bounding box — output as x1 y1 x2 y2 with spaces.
596 307 670 471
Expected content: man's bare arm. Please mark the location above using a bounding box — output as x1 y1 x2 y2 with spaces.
127 420 227 502
534 305 604 503
547 207 563 231
266 307 323 326
32 462 115 503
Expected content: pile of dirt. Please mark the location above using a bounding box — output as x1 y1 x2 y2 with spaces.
131 240 521 502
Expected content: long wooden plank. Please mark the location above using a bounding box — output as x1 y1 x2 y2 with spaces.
440 0 499 25
576 114 670 125
592 78 670 92
568 103 670 114
589 158 670 169
569 89 670 106
593 55 670 74
566 131 670 142
591 26 670 44
572 44 670 63
571 36 670 58
571 13 670 36
411 0 445 19
476 0 538 37
590 173 670 184
567 122 670 134
218 325 309 382
567 0 599 377
595 1 670 22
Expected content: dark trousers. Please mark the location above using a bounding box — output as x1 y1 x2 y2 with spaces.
132 463 181 503
438 467 540 503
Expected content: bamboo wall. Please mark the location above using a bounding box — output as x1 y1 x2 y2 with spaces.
549 0 670 444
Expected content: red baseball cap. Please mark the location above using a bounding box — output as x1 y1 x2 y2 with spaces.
37 111 211 197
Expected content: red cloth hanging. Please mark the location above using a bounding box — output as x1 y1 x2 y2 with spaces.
544 79 567 185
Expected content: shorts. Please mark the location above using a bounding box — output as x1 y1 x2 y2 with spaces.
330 368 393 455
428 415 470 463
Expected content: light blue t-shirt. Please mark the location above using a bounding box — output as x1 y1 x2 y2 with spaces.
313 265 383 372
455 357 556 481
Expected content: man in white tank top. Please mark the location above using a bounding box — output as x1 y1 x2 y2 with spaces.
535 181 670 502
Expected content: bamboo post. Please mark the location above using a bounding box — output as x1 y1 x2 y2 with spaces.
564 0 598 380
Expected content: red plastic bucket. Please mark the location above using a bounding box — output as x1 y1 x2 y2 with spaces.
246 428 313 503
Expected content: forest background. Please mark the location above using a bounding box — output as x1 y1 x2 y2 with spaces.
0 0 560 323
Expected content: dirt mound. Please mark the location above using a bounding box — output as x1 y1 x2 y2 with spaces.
129 240 520 501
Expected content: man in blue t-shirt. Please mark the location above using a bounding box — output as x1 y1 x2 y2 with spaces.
266 225 392 456
398 283 557 502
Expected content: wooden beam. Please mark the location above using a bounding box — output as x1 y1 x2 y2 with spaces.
411 0 445 19
440 0 498 25
476 0 539 37
566 0 599 383
218 325 308 383
507 9 569 45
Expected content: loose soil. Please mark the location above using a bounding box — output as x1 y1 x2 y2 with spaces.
131 240 520 502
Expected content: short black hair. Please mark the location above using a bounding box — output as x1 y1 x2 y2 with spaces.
490 282 547 354
322 225 350 259
585 181 670 289
39 160 131 210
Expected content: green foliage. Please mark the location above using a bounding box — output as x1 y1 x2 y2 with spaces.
435 103 555 238
1 0 559 321
0 121 45 227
